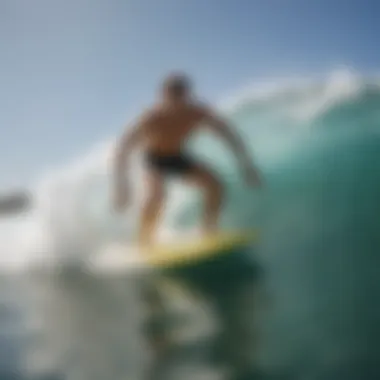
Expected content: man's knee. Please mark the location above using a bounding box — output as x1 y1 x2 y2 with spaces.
204 174 223 199
146 186 165 207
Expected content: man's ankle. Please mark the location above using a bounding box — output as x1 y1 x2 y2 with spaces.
138 231 153 246
201 225 218 236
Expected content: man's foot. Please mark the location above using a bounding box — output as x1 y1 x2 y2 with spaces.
138 236 152 246
137 231 155 254
185 226 218 240
201 225 219 238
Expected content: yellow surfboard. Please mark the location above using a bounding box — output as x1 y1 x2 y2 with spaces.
143 229 259 269
91 230 259 275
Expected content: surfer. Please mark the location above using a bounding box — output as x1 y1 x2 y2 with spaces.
113 73 261 243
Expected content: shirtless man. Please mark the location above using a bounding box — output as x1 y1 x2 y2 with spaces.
113 73 261 244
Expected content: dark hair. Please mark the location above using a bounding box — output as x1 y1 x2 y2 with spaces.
162 73 191 97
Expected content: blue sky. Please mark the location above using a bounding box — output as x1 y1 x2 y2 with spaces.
0 0 379 187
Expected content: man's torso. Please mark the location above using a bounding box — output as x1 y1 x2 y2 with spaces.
142 102 206 155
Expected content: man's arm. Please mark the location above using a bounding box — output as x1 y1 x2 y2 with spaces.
201 107 261 186
113 112 150 210
114 125 143 182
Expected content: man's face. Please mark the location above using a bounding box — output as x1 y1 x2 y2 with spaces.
161 74 191 101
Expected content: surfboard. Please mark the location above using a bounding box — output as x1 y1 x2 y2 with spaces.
90 230 259 274
144 230 258 268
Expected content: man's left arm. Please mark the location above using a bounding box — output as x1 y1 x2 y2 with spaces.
201 107 262 187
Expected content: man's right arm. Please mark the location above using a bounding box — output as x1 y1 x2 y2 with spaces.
113 112 151 210
114 124 143 182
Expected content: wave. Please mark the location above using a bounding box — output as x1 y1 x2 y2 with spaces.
1 68 380 271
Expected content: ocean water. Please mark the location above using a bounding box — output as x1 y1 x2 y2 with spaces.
0 69 380 380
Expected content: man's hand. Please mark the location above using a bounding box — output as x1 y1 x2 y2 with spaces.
113 182 130 212
242 164 262 188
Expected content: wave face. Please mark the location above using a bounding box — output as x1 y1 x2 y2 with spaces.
1 69 380 379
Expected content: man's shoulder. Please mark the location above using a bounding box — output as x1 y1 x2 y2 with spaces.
137 105 162 123
142 101 213 119
189 101 213 117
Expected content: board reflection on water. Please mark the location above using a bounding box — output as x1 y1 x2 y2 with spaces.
21 246 264 380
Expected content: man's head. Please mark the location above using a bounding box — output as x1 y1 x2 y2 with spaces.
161 72 192 102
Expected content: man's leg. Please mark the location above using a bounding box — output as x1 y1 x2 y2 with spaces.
139 170 166 244
185 164 224 234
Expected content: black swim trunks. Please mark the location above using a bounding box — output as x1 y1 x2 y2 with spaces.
145 151 195 176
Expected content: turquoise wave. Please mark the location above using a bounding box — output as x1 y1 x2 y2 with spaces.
169 78 380 375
